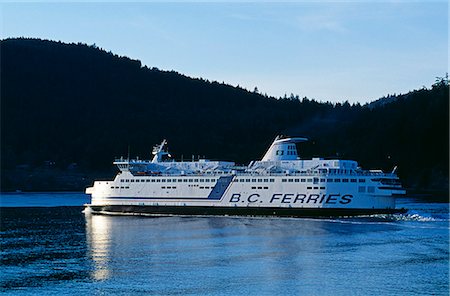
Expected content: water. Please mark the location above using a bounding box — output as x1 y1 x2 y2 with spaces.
1 193 448 295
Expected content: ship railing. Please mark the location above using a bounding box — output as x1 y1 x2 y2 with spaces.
127 170 397 178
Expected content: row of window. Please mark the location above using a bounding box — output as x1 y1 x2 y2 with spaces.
281 178 365 183
251 186 269 190
235 179 275 183
110 186 130 189
327 169 354 174
187 184 211 189
121 178 217 183
118 177 367 184
275 150 297 155
307 187 326 190
358 186 375 193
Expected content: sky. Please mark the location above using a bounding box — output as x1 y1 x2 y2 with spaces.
1 1 448 103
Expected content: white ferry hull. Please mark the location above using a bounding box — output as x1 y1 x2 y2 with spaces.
85 136 407 217
85 174 406 217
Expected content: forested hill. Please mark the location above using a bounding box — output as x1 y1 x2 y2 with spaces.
1 38 448 195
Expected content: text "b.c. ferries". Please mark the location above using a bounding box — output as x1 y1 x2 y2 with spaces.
229 193 353 204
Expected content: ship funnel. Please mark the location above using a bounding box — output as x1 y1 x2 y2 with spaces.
261 136 308 161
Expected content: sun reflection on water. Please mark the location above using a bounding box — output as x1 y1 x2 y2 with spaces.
85 212 112 281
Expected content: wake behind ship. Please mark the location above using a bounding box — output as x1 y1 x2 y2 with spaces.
85 136 406 217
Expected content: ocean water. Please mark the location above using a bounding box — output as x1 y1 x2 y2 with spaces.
0 193 448 295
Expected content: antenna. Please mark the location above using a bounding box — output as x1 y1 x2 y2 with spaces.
127 145 130 161
391 166 398 174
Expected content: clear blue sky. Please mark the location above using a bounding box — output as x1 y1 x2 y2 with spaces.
1 1 448 103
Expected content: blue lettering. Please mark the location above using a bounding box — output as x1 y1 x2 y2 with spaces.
247 194 260 203
319 194 326 203
270 194 282 203
340 194 353 204
326 194 339 204
282 194 294 203
230 193 241 203
307 194 320 204
294 194 306 203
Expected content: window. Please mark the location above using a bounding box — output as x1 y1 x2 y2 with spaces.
301 179 306 182
307 179 312 182
307 187 312 189
264 179 268 182
246 179 251 182
350 179 357 183
264 187 268 189
327 179 333 183
335 179 341 183
251 186 256 189
131 180 135 183
359 179 366 183
269 179 275 182
288 179 293 182
157 179 161 182
125 179 129 182
368 186 375 193
194 179 199 182
167 179 171 182
294 179 299 182
282 179 287 182
189 179 193 182
320 179 326 182
257 179 262 182
146 179 150 182
342 179 349 183
151 179 155 182
120 180 124 182
358 186 366 193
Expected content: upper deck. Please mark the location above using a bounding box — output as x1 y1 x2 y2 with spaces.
112 136 398 180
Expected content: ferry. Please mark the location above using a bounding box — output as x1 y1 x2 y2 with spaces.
85 136 407 217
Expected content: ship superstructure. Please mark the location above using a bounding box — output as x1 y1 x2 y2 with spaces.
85 136 406 217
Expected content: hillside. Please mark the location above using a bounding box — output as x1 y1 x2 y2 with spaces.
1 38 448 195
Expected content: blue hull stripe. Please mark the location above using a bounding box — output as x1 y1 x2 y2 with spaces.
207 176 234 200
